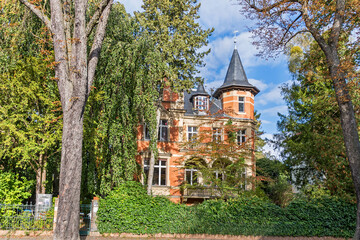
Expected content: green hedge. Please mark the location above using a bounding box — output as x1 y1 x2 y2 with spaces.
97 181 356 237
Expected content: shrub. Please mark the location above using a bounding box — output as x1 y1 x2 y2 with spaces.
97 181 356 237
0 171 33 204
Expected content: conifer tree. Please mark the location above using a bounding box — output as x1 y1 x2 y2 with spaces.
136 0 213 195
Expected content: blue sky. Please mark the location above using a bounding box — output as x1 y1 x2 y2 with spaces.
121 0 292 156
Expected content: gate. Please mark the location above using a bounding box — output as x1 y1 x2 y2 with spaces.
79 204 91 236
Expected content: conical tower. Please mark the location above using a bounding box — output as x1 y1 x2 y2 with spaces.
213 49 259 119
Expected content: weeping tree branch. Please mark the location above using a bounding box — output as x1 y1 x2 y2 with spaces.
87 0 113 93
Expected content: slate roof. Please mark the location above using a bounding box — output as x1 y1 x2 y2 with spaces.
191 84 210 98
182 49 259 118
213 49 259 98
184 90 223 116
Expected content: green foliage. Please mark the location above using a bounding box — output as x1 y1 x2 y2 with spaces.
256 157 293 207
81 4 163 199
82 1 212 199
0 1 61 196
136 0 213 91
275 40 358 200
97 181 193 234
98 181 356 237
0 171 33 204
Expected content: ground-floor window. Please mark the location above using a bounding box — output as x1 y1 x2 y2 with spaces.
185 168 198 185
144 159 167 186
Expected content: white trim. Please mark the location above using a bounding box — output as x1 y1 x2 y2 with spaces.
222 100 254 106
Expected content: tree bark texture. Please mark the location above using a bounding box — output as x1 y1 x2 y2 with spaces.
36 154 46 194
328 62 360 240
20 0 113 238
147 107 162 195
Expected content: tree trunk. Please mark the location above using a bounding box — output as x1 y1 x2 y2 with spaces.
332 79 360 240
147 106 161 195
19 0 112 237
334 83 360 240
36 154 46 194
326 53 360 240
54 101 85 240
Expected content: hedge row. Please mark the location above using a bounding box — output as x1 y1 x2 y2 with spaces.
97 181 356 237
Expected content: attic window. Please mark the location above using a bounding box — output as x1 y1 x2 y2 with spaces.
194 96 208 110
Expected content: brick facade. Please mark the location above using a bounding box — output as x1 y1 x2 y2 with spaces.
137 49 259 203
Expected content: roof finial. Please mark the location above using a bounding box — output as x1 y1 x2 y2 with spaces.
233 30 239 50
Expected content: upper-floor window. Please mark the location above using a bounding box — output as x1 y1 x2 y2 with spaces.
144 159 167 186
237 129 246 145
158 120 168 141
213 128 222 142
194 96 208 110
144 121 168 141
144 124 150 140
188 126 198 141
238 97 245 112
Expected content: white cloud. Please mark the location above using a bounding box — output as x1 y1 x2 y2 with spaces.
256 85 283 106
198 0 252 34
260 119 271 124
204 80 223 93
261 133 274 140
261 105 288 117
260 134 282 159
121 0 142 14
249 78 267 91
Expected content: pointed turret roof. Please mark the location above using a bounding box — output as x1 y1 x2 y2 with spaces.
213 49 260 98
191 83 210 98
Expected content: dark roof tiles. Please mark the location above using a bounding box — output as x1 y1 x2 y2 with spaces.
213 49 259 98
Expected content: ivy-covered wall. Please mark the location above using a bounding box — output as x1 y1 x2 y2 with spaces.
97 181 356 237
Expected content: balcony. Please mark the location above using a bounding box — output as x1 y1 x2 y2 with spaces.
182 187 221 199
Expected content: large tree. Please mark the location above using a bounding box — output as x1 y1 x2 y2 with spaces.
18 0 113 238
135 0 212 195
275 40 358 200
81 3 164 198
237 0 360 238
0 0 61 196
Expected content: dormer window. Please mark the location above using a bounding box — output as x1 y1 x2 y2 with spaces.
194 96 208 110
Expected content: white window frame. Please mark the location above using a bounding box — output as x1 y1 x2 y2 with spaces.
194 96 208 110
238 96 245 113
158 120 168 141
185 168 198 185
237 129 246 145
144 159 167 186
187 126 198 141
213 128 222 142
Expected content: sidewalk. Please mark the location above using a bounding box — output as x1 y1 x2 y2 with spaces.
0 234 350 240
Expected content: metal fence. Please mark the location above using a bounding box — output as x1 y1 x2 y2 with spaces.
0 204 53 230
79 204 91 236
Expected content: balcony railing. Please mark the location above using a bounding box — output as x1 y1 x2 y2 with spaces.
182 187 222 198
